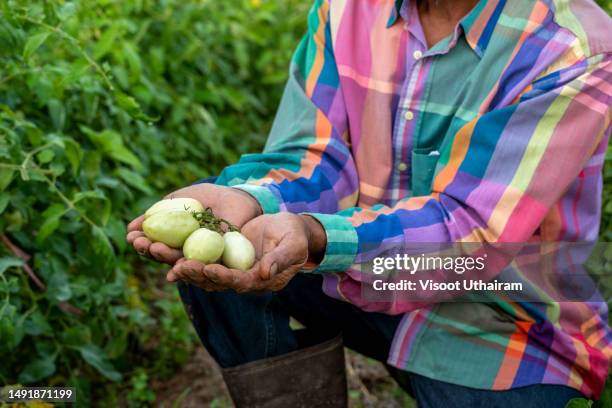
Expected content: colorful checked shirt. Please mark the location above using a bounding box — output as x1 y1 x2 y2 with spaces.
216 0 612 398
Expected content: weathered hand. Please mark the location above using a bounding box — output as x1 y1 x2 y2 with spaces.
126 184 262 264
166 213 327 292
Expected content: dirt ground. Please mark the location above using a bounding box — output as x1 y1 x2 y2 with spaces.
151 347 415 408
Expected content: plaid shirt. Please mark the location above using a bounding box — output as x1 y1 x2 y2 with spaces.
216 0 612 397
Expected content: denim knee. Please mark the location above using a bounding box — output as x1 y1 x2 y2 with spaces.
176 282 297 367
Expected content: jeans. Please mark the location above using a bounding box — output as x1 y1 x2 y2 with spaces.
178 273 585 408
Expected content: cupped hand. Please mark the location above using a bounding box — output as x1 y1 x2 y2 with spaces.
166 213 326 292
126 184 262 264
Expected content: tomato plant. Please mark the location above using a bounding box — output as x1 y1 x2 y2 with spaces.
0 0 307 404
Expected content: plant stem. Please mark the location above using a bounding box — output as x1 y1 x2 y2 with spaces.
0 233 83 316
17 15 115 91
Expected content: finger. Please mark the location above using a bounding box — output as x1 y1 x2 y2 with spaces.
259 235 307 280
267 265 302 291
149 242 183 265
174 260 206 281
127 215 145 233
168 261 192 283
167 257 188 282
174 261 226 291
173 260 214 286
133 236 153 257
204 263 255 292
166 268 180 283
261 235 278 260
167 260 199 283
127 230 145 245
169 262 199 285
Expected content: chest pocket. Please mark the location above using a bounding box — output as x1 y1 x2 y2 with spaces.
411 148 440 196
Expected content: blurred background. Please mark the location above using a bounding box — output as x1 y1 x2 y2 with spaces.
0 1 610 407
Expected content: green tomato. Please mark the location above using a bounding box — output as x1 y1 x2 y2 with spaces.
222 231 256 271
144 197 204 219
143 210 200 248
183 228 225 264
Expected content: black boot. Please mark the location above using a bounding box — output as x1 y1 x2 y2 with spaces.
221 334 347 407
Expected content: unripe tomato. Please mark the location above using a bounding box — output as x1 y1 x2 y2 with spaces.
222 231 256 271
143 210 200 248
144 198 204 219
183 228 225 264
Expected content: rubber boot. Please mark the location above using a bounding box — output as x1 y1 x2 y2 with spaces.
221 334 347 407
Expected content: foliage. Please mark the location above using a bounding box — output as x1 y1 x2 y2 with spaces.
0 0 307 404
0 0 610 406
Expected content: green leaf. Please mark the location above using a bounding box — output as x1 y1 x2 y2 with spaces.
36 149 55 164
105 331 127 359
24 310 52 336
114 91 158 122
49 162 65 177
79 344 121 382
47 99 66 131
60 325 91 347
37 203 67 243
0 257 23 275
122 42 142 82
0 192 9 214
564 398 593 408
104 217 127 252
47 269 72 302
73 191 111 225
109 145 142 170
18 355 56 383
604 245 612 261
23 32 50 61
91 225 115 271
57 2 77 21
93 23 121 59
63 137 83 175
72 190 106 204
0 275 19 294
81 126 143 170
115 168 153 195
0 168 14 191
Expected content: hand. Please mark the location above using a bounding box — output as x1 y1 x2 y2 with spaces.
126 184 262 264
166 213 327 292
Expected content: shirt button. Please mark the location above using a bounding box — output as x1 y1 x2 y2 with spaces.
397 162 408 172
404 111 414 121
413 50 423 60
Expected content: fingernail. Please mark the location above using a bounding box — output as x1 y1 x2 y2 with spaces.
270 263 278 276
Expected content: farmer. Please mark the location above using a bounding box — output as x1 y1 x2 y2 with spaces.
127 0 612 406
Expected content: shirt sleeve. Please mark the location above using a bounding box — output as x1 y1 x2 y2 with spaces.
214 0 358 215
306 54 612 296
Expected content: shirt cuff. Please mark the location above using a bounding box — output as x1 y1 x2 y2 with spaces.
231 184 281 214
303 213 358 273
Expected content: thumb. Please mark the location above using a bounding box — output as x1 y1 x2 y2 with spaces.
259 234 307 280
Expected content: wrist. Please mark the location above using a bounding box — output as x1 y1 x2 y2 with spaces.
300 214 327 264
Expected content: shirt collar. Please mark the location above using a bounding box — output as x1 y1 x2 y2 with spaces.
386 0 507 58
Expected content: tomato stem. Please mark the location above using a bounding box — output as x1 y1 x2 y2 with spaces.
191 208 239 234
